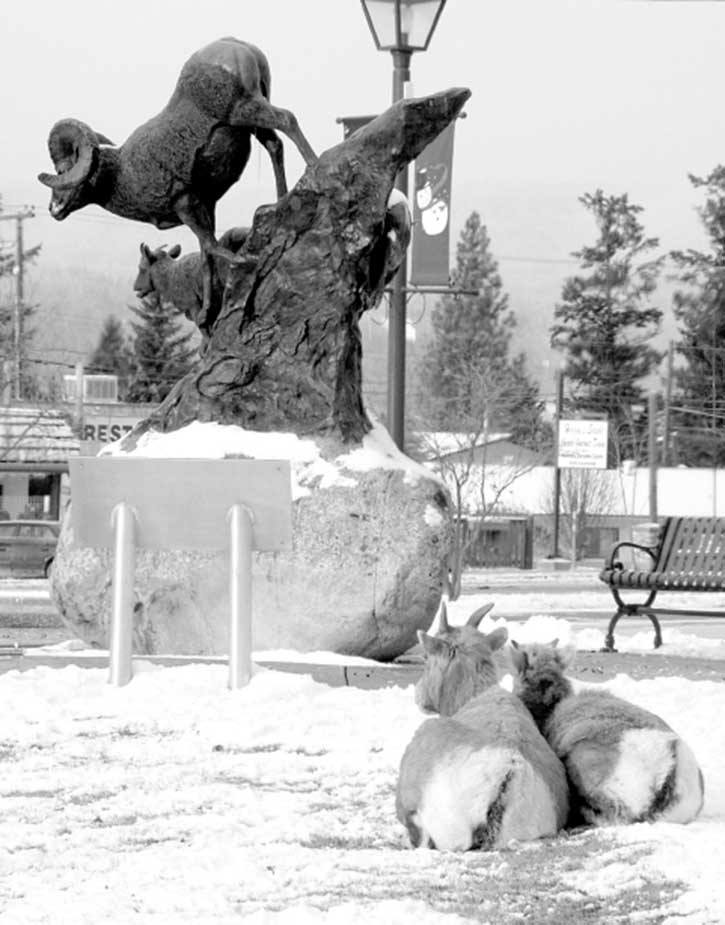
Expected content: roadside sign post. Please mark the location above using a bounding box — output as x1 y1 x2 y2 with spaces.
69 458 292 690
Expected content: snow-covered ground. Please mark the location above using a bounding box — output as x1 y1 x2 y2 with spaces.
1 603 724 924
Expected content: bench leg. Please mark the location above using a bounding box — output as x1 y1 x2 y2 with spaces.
607 587 663 651
604 611 623 652
605 608 663 651
641 610 663 649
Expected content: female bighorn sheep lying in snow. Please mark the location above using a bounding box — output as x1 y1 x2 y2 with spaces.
396 602 569 851
511 641 704 826
134 227 250 339
38 36 317 315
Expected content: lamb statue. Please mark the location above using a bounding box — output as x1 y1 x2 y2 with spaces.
133 227 250 342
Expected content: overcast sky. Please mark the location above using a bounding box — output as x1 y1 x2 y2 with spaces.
2 0 724 235
1 0 725 389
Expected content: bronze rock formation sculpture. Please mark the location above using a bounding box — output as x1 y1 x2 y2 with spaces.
115 86 471 447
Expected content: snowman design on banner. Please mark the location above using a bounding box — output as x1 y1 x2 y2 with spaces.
415 162 449 236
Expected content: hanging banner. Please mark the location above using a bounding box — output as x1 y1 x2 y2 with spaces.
410 121 455 286
338 113 455 285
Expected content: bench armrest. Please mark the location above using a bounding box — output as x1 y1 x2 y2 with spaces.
603 540 658 571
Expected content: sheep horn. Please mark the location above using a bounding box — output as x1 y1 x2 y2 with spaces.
38 119 99 190
467 602 494 628
437 599 450 633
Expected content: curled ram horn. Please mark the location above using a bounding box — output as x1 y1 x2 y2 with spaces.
38 119 106 190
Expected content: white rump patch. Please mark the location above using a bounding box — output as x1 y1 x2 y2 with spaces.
604 728 674 818
497 761 560 844
417 746 559 851
662 738 704 824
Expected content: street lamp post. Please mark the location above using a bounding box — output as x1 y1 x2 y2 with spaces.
360 0 447 450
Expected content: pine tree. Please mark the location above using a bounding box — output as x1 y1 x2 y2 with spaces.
670 167 725 466
126 293 197 403
550 190 663 464
88 315 134 401
412 211 546 599
416 210 544 445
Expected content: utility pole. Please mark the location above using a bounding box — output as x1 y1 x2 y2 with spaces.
388 49 411 451
552 368 565 558
648 391 658 521
74 362 85 438
662 340 674 467
0 206 35 400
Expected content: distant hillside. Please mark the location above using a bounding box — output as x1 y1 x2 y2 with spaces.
10 176 703 400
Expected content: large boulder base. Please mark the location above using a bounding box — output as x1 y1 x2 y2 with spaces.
51 421 453 660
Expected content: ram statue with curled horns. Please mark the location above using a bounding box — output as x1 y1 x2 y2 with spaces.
38 36 317 318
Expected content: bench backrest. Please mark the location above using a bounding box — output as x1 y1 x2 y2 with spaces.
657 517 725 575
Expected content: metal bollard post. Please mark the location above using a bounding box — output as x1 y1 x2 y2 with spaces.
109 501 136 687
228 503 254 690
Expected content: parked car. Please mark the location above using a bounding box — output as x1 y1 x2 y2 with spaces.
0 520 60 578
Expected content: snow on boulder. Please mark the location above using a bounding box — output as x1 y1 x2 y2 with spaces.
50 419 453 660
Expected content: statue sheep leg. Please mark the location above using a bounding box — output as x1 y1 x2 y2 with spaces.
173 195 221 327
230 97 317 177
254 128 288 198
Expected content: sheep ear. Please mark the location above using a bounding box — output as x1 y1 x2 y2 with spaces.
168 244 182 259
509 643 528 673
485 626 508 651
467 602 494 628
551 638 559 648
419 631 450 658
141 243 154 262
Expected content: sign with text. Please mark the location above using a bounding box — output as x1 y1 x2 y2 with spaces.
82 415 142 445
557 419 609 469
79 415 144 456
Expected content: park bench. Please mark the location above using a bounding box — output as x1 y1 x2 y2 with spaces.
599 516 725 651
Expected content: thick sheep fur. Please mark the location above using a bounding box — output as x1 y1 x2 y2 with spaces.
396 604 569 850
511 642 704 826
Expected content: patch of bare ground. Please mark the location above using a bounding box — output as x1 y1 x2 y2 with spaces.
245 830 685 923
571 649 725 683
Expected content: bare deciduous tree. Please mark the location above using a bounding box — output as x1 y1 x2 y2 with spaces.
411 366 547 597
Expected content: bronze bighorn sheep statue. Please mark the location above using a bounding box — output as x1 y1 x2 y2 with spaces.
38 36 317 314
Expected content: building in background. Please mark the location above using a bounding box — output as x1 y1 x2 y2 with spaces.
0 406 79 520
